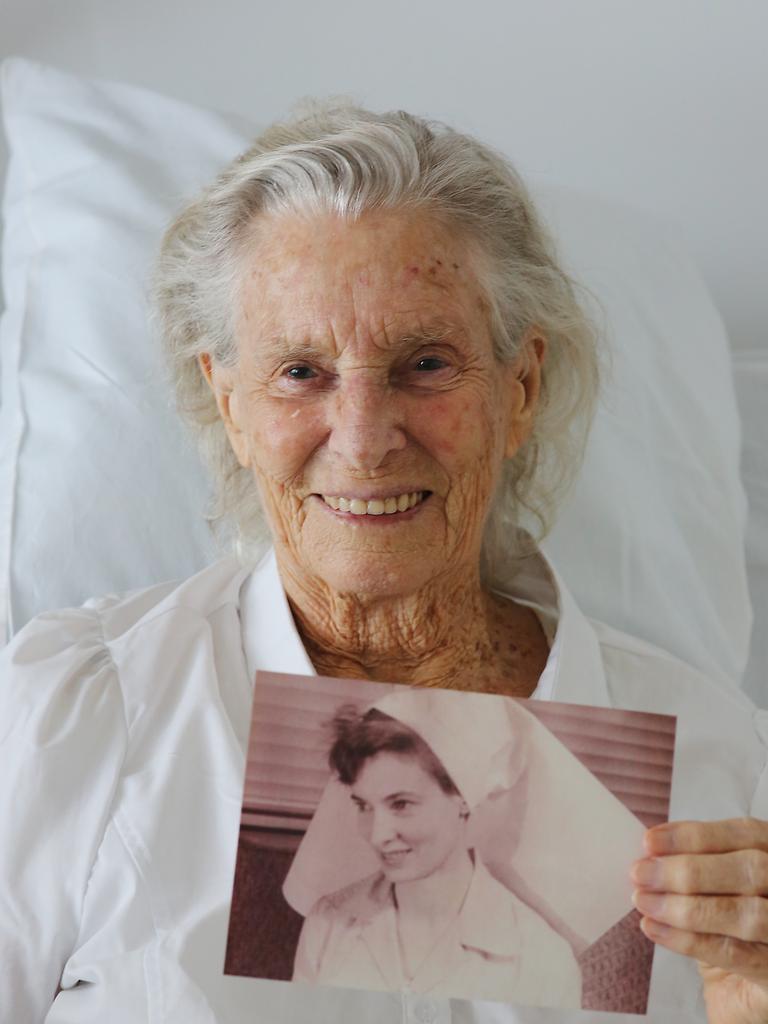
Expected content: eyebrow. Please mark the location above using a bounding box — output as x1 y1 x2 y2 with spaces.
256 320 466 360
350 790 420 804
258 338 329 362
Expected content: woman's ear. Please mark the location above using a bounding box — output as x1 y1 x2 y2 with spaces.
503 330 547 459
198 353 251 469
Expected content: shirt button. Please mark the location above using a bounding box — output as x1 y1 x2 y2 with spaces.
412 998 439 1024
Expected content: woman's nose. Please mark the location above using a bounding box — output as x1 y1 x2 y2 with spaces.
368 808 399 848
326 373 407 471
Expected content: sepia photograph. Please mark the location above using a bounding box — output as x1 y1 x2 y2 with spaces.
225 670 676 1014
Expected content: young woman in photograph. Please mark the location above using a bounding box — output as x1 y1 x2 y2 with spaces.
291 697 582 1008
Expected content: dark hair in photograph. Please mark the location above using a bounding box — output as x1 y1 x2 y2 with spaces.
328 705 460 796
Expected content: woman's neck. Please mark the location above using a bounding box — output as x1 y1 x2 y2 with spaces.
393 844 474 924
278 557 549 697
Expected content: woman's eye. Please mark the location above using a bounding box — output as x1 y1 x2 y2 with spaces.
391 799 413 812
285 365 317 380
414 356 447 372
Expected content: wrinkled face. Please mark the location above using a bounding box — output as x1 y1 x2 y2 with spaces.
350 751 468 882
204 210 542 599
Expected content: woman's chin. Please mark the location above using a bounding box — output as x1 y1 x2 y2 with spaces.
381 860 420 882
308 549 442 602
289 499 454 599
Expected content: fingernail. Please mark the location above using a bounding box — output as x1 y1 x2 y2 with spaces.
632 858 663 888
645 825 676 854
633 889 665 915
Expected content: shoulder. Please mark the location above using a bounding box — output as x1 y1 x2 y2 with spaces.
82 554 252 643
591 617 757 717
461 859 576 970
309 872 390 926
0 554 255 770
0 556 253 774
2 554 252 700
487 868 572 951
294 871 387 981
459 861 581 1003
4 554 251 655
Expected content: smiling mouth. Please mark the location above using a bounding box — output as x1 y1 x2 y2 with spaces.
319 491 431 516
380 848 413 864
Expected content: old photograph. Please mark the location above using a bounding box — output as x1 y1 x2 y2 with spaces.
225 670 676 1014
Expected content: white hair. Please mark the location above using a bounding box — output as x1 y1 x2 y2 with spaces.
152 100 600 586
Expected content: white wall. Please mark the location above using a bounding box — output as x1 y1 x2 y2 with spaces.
2 0 767 352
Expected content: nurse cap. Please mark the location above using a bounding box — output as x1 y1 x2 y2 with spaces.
367 687 531 809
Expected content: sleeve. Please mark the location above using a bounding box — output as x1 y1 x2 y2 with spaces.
0 606 128 1023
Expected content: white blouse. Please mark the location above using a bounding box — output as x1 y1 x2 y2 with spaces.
0 547 766 1024
293 857 582 1006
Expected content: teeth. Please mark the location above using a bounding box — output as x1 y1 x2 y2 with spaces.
321 491 426 515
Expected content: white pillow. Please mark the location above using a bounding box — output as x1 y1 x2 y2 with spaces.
0 57 752 690
536 186 752 690
733 350 768 706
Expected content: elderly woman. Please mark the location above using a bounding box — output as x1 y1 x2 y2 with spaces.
1 102 767 1024
292 702 582 1007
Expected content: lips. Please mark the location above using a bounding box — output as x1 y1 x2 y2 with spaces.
318 491 431 516
380 848 413 865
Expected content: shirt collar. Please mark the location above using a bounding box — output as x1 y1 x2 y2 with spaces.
239 546 610 709
240 548 316 679
456 856 523 958
493 547 611 709
354 858 525 962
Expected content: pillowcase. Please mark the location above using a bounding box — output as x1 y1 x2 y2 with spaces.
733 350 768 705
536 186 752 690
0 57 752 690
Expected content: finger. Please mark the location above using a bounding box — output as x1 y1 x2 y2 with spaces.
645 818 768 856
632 850 768 896
633 891 768 942
639 918 768 982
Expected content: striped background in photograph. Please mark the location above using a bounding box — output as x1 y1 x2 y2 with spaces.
240 671 675 838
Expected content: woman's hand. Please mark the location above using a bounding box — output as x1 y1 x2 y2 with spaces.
631 818 768 1024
